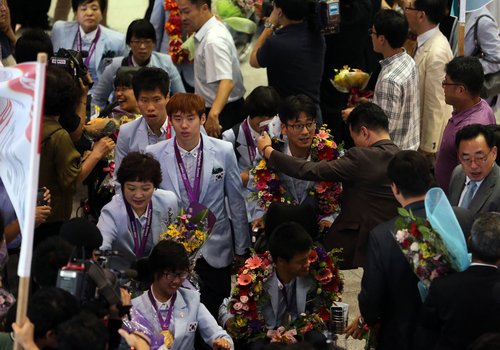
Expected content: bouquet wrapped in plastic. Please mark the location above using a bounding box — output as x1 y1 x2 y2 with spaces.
330 66 371 106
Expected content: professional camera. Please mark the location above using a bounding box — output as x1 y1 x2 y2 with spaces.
50 48 93 87
56 250 136 308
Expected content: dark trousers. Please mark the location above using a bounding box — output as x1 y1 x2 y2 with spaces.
194 257 231 319
206 98 245 134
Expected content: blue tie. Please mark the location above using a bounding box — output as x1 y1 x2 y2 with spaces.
460 181 478 208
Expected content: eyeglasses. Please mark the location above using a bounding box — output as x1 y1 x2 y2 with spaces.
441 80 464 87
368 28 380 36
459 150 493 166
130 39 154 46
162 270 189 280
286 122 316 132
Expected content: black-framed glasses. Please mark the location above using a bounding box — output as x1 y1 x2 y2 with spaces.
286 122 316 132
441 80 464 87
368 28 380 36
162 270 189 280
459 150 493 166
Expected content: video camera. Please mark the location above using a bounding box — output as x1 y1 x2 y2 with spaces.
50 48 93 88
56 250 137 309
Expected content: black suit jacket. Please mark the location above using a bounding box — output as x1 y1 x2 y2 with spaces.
268 139 400 268
448 164 500 216
416 265 500 350
359 201 423 350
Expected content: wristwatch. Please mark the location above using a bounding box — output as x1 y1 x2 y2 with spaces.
264 20 276 31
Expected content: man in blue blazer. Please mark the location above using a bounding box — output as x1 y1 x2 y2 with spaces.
131 240 233 350
50 0 127 90
92 19 185 110
114 67 174 173
146 93 250 318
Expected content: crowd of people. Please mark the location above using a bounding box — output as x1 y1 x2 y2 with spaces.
0 0 500 349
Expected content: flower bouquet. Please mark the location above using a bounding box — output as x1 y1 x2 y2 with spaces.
394 208 453 299
330 66 372 106
159 204 215 261
0 288 15 320
309 125 343 218
164 0 190 64
227 246 343 343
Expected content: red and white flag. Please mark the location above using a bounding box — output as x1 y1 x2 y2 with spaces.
0 62 46 277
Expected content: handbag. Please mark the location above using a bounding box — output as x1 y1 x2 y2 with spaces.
473 14 500 98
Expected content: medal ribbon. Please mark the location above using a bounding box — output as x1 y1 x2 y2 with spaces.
241 119 256 164
76 26 102 67
148 289 177 331
123 197 153 257
173 136 203 204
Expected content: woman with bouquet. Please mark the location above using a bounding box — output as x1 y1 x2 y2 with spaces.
97 152 178 271
129 240 233 350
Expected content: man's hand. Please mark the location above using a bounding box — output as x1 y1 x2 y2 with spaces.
12 319 40 350
251 217 265 232
318 219 332 232
341 107 354 122
92 136 115 158
118 329 151 350
206 110 221 138
35 206 51 227
257 131 272 154
213 337 232 349
345 316 367 340
240 170 250 187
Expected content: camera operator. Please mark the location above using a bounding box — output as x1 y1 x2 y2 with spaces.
249 0 325 123
38 66 115 228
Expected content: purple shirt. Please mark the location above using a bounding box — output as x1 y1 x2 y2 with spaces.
435 99 496 192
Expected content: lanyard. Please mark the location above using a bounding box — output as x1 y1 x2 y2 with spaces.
148 289 176 331
76 26 101 67
173 137 203 204
123 198 153 257
241 119 256 164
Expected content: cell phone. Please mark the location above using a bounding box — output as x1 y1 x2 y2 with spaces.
37 188 48 206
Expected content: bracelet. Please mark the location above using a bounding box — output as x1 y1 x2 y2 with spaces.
262 144 273 158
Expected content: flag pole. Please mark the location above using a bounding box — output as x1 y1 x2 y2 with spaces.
458 0 466 55
13 53 47 350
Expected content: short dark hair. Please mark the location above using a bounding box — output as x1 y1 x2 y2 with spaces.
32 236 74 287
388 150 431 197
373 10 408 48
274 0 308 21
455 124 496 150
413 0 447 24
57 312 108 350
166 93 205 117
44 66 79 117
149 240 190 281
279 94 317 124
132 67 170 99
116 152 162 188
346 102 389 133
269 222 312 262
72 0 107 12
125 19 156 45
15 29 54 63
114 67 139 88
245 86 281 119
446 56 484 96
469 212 500 264
28 287 80 341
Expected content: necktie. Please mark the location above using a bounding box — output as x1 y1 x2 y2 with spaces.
460 181 478 208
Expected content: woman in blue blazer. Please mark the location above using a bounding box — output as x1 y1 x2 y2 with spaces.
131 240 233 350
97 152 178 271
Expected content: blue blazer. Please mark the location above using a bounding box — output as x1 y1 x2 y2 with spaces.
51 21 127 87
97 189 178 271
132 287 234 350
219 271 313 329
146 134 250 268
91 51 186 109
